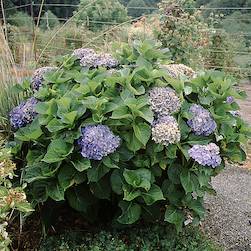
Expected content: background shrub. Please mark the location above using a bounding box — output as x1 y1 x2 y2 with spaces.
39 10 61 31
74 0 129 31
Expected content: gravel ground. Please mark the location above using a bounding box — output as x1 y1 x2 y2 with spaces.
203 165 251 251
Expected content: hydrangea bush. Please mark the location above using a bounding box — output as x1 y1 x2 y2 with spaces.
8 40 251 231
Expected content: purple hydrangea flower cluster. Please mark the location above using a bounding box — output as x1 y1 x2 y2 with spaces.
72 47 118 69
149 87 181 116
187 104 217 136
9 97 38 129
226 96 234 104
78 125 121 160
72 48 95 60
152 115 181 146
188 143 222 168
31 67 57 91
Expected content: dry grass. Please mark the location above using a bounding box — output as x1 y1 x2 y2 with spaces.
0 26 23 133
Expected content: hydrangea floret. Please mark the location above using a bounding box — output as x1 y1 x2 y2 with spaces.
9 97 38 129
226 96 234 104
149 87 181 116
152 115 181 146
187 104 217 136
188 143 222 168
78 125 121 160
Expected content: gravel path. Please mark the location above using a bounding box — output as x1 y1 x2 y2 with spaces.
203 166 251 251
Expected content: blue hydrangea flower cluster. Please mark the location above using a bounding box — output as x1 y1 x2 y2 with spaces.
31 67 57 91
188 143 222 168
187 104 217 136
149 87 181 116
73 47 118 69
152 115 181 146
9 97 38 129
78 125 121 160
226 96 234 104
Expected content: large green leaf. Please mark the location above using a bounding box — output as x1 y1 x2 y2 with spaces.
66 185 96 213
141 184 165 205
180 169 193 194
58 164 86 190
47 181 65 201
123 168 152 191
133 123 151 146
90 177 111 200
42 139 73 163
164 207 184 232
123 184 141 201
24 162 60 183
87 164 110 183
71 157 91 172
117 201 141 224
110 170 123 195
15 120 43 141
46 118 67 132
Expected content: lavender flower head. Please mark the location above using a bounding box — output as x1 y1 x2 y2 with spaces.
149 87 181 116
78 125 120 160
226 96 234 104
187 104 217 136
31 67 57 91
152 115 181 146
73 47 118 69
72 48 95 60
94 53 119 68
188 143 222 168
9 97 38 129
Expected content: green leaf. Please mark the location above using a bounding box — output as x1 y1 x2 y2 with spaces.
35 100 57 115
47 181 65 201
46 118 67 132
24 162 60 183
110 170 123 195
15 120 43 141
60 111 78 125
123 184 141 201
15 202 34 213
133 123 151 146
111 106 133 120
71 157 91 172
57 97 71 115
90 177 111 200
187 199 205 218
141 184 165 205
66 185 96 213
123 168 152 191
87 164 110 183
117 201 141 224
42 139 73 163
180 169 193 194
125 131 143 152
58 164 86 190
164 207 184 232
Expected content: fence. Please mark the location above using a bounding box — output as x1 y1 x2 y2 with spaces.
1 2 251 78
